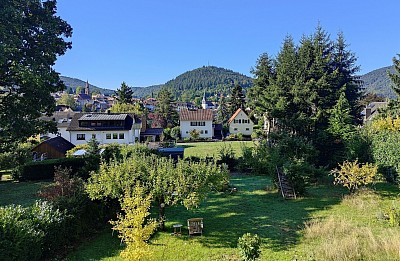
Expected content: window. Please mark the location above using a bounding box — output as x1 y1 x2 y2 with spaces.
80 121 89 127
239 119 242 124
200 130 204 134
92 134 96 139
205 130 208 134
113 133 118 139
199 121 205 126
234 128 238 131
119 133 124 139
77 134 85 140
190 122 197 126
246 128 249 131
91 122 96 126
106 133 111 139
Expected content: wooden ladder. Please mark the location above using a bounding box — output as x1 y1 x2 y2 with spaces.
276 166 296 199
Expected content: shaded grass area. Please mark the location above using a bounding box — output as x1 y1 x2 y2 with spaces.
65 175 348 260
0 180 49 206
179 141 254 159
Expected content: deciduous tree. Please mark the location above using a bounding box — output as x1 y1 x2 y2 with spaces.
0 0 72 152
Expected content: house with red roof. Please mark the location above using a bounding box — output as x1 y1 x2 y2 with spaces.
179 109 213 139
228 108 254 136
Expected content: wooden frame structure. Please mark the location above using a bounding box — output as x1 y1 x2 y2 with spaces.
187 218 203 236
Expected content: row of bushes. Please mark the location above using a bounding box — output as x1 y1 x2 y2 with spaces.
13 157 86 181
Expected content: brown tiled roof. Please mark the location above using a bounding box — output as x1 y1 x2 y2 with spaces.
228 108 246 124
179 109 213 121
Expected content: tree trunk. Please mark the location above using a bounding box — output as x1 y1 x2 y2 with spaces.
158 196 166 231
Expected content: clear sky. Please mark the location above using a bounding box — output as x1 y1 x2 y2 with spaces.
54 0 400 90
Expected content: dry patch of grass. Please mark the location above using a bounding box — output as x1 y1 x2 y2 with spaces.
303 189 400 261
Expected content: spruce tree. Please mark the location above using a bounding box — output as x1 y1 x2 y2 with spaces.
215 94 229 125
388 54 400 97
115 82 133 104
156 87 178 127
229 84 246 116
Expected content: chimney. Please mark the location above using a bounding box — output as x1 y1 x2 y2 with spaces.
365 107 372 121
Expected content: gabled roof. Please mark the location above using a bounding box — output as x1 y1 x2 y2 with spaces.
228 108 250 124
179 109 213 121
32 136 75 154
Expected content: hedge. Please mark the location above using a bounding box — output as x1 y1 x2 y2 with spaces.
14 157 86 181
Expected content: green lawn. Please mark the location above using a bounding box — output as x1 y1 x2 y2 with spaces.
178 141 254 159
65 175 400 261
0 180 49 207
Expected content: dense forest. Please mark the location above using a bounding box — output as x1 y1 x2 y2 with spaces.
163 66 253 101
360 65 396 98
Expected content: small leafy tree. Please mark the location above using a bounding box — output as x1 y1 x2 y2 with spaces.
331 160 377 193
237 233 261 261
170 126 181 140
110 185 158 261
189 129 200 140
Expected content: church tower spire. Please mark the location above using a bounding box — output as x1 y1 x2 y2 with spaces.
85 80 90 95
201 90 207 109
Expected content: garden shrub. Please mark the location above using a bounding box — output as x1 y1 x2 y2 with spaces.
370 130 400 183
237 233 261 261
14 157 86 181
331 160 377 193
283 159 319 195
0 201 68 261
38 167 112 240
218 143 236 170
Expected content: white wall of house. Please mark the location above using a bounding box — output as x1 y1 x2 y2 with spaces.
180 120 213 138
229 110 254 136
46 127 70 140
69 129 139 145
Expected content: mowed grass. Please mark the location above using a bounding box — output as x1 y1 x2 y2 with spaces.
0 180 49 207
179 141 254 159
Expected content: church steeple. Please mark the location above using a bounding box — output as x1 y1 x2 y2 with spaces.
201 90 207 109
85 80 90 95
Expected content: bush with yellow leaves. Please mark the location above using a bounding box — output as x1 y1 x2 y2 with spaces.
110 185 158 261
331 160 377 193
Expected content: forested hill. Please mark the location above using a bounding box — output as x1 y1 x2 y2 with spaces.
360 65 396 99
60 76 115 95
164 66 253 101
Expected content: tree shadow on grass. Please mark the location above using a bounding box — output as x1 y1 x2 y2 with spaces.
373 182 400 199
164 175 344 252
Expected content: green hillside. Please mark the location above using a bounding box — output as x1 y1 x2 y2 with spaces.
61 66 253 100
164 66 253 101
360 66 396 99
60 76 115 95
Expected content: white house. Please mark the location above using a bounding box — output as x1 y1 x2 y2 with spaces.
66 113 141 145
228 108 254 136
40 111 76 141
179 109 213 139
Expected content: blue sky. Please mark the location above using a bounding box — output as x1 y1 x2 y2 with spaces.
54 0 400 89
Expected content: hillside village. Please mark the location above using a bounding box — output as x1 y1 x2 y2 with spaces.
2 1 400 261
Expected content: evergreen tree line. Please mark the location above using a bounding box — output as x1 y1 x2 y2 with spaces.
248 26 363 166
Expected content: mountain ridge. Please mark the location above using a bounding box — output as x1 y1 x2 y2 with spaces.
61 65 398 100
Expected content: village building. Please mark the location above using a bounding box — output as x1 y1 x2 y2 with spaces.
31 136 75 160
228 108 254 136
66 112 141 145
179 109 213 139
